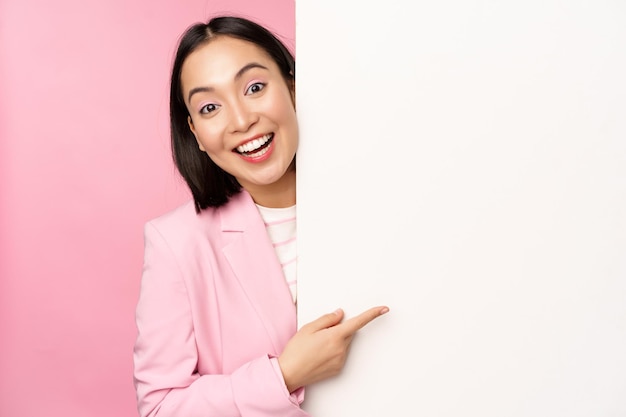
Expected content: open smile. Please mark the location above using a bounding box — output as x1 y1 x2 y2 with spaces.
233 133 274 158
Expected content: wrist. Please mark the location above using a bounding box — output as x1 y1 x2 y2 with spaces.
277 356 300 393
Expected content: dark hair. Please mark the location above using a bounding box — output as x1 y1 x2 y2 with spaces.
169 16 295 212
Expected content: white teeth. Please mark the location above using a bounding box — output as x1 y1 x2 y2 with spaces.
247 145 271 158
236 133 272 153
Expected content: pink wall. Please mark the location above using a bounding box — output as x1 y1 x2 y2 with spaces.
0 1 294 415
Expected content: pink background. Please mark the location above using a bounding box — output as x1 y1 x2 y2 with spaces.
0 1 294 415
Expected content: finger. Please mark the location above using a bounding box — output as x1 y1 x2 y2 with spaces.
303 308 345 332
338 306 389 336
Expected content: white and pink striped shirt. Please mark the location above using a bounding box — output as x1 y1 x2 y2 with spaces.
256 204 297 303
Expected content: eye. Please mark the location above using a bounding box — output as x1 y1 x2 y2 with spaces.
200 103 219 114
245 82 266 95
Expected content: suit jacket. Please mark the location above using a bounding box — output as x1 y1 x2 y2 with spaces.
133 191 310 417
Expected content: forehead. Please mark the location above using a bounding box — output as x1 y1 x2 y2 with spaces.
181 36 276 90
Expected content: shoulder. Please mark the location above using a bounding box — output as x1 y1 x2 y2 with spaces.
143 191 259 246
148 199 212 230
144 199 219 246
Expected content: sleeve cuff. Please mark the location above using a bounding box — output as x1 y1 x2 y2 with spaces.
269 356 305 405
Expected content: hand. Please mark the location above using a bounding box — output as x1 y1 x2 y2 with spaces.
278 306 389 392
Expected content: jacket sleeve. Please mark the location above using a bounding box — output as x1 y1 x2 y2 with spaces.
133 221 309 417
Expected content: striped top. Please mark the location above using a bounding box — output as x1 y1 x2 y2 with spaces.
256 204 297 303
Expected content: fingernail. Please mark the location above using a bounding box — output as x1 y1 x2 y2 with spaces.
380 307 390 314
334 308 343 315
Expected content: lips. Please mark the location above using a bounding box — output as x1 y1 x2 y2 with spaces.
234 133 273 155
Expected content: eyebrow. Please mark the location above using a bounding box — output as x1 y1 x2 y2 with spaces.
187 62 269 103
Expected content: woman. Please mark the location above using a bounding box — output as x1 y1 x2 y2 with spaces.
133 16 388 417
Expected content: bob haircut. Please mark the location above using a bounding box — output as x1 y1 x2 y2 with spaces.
169 16 296 212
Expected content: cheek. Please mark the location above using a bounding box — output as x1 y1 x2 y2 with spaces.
194 124 224 152
272 97 298 133
265 87 296 118
284 109 299 144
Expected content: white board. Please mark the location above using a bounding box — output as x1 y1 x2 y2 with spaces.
296 1 626 415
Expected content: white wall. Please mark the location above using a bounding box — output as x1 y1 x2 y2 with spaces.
296 1 626 415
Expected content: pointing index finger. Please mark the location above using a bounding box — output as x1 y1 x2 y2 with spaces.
339 306 389 336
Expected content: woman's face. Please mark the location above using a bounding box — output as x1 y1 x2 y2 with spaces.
182 36 298 205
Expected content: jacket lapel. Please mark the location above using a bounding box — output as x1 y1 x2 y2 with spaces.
220 191 297 353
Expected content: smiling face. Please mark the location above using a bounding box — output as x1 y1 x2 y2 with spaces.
181 35 298 207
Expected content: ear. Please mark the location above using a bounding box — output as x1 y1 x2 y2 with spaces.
289 78 296 108
187 116 205 152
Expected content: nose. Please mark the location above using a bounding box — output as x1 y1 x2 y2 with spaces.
228 98 258 133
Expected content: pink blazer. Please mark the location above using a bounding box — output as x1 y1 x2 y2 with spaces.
133 191 310 417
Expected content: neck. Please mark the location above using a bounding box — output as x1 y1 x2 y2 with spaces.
242 170 296 208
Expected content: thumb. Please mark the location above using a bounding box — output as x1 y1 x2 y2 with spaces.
305 308 344 332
